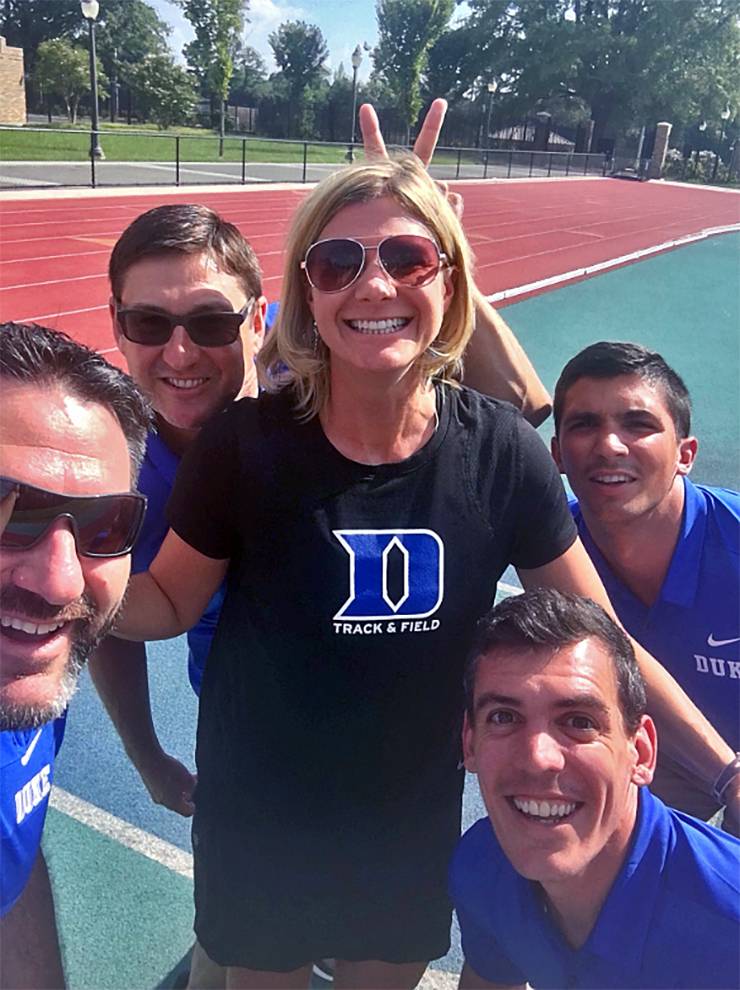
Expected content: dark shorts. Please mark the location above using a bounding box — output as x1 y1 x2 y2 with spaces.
192 789 463 971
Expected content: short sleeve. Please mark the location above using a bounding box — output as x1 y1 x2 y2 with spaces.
166 409 239 560
455 903 527 988
508 418 577 570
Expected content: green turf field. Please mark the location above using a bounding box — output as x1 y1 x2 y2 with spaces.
0 124 361 164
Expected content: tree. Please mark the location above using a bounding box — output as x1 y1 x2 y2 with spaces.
269 20 329 135
460 0 740 151
92 0 172 122
373 0 455 143
34 37 105 124
229 43 268 104
0 0 82 105
179 0 247 148
124 55 196 128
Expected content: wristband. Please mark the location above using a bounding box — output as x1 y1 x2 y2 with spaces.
712 753 740 804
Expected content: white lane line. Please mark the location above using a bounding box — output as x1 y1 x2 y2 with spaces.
0 174 61 187
23 303 106 320
49 790 460 985
50 787 193 879
2 271 107 291
485 222 740 303
0 249 109 266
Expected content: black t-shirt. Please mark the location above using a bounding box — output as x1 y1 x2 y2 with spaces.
168 385 576 828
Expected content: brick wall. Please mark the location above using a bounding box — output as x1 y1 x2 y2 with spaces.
0 36 26 125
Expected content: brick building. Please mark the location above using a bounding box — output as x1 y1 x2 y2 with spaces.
0 36 26 125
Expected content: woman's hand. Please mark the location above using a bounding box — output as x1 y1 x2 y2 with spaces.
359 99 462 217
359 98 448 166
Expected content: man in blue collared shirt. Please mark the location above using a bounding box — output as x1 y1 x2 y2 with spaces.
451 589 740 990
0 323 150 988
551 341 739 826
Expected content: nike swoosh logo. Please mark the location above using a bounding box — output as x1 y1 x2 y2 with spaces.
707 634 740 648
20 728 43 767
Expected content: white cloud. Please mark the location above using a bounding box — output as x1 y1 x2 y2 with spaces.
244 0 305 72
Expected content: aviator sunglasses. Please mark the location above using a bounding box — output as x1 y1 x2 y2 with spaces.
301 234 449 294
115 299 253 347
0 477 146 559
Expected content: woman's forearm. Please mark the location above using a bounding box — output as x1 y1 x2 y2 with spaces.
113 571 190 641
463 287 552 427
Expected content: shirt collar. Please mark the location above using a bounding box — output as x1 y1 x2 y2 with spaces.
146 428 181 482
660 477 706 606
585 787 671 973
572 478 707 610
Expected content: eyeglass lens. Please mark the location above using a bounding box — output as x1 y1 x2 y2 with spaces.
117 305 248 347
305 235 442 292
0 479 145 557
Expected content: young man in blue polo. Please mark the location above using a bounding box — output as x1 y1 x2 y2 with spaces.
551 341 740 828
451 588 740 990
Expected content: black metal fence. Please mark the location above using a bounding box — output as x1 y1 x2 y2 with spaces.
0 125 608 190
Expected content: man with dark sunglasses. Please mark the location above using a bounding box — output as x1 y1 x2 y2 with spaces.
0 321 150 989
88 201 271 988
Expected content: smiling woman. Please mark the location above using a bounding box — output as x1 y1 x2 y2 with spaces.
112 155 591 989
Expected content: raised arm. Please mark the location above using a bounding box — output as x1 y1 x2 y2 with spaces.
462 287 552 426
518 539 740 831
113 528 227 642
360 101 552 426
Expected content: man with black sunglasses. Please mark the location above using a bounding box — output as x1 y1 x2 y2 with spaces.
0 321 150 989
89 201 271 988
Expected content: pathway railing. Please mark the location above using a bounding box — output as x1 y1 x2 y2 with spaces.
0 126 609 190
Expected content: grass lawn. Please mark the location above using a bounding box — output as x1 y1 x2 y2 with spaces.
0 123 363 164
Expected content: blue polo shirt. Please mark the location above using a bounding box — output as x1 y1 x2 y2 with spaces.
133 431 223 696
571 479 740 748
0 716 66 916
450 787 740 988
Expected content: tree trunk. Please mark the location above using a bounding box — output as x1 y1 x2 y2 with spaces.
219 97 225 156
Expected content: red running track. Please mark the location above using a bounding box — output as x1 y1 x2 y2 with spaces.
1 177 738 361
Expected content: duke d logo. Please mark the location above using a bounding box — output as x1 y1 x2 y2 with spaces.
333 529 444 626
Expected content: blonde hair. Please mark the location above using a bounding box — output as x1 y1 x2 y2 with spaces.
258 155 475 418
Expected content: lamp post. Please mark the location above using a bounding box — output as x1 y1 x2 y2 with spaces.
485 80 498 150
81 0 104 160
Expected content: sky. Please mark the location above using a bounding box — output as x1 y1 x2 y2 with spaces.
152 0 381 82
151 0 468 82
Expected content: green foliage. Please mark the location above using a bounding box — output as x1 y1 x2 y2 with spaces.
269 21 329 98
179 0 246 101
35 37 105 124
0 0 81 65
268 20 329 138
124 55 197 129
458 0 740 150
93 0 171 74
229 44 268 103
373 0 455 141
